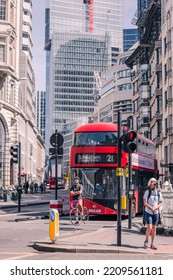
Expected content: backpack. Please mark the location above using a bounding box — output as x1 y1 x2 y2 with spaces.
142 188 161 226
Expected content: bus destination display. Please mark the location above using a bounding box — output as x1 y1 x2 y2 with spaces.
75 153 117 164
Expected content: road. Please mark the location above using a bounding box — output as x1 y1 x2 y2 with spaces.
0 189 68 215
0 190 173 261
0 213 173 260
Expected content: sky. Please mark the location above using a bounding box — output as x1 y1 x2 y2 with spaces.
32 0 137 91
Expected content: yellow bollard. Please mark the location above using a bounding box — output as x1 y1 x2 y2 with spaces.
121 196 126 210
49 209 59 243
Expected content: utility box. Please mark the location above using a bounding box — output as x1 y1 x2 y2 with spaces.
161 182 173 230
3 192 11 202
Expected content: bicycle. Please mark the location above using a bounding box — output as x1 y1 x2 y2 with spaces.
70 200 89 225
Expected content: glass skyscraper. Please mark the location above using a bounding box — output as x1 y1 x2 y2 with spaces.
45 0 123 151
45 0 122 49
123 29 138 52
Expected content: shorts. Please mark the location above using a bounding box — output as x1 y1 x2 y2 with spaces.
72 199 83 208
145 211 159 226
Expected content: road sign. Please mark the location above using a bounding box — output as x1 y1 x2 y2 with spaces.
49 147 63 156
50 132 64 147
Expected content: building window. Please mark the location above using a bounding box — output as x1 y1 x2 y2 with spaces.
22 45 29 51
157 71 162 87
10 1 14 25
165 91 168 109
0 0 6 20
22 31 29 38
165 118 168 136
157 95 162 110
164 146 168 165
157 120 162 136
0 44 5 62
164 64 167 81
164 37 167 55
117 69 131 79
9 82 14 105
118 83 132 91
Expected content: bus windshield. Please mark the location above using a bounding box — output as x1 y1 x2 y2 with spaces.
74 132 118 147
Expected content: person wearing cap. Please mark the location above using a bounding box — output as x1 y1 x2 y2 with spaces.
70 176 83 225
143 178 163 250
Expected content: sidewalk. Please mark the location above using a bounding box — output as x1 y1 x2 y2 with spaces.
33 219 173 255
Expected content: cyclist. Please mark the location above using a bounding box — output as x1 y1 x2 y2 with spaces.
70 176 83 225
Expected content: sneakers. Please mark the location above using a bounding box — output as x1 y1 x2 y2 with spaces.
144 240 148 248
151 244 157 250
144 241 157 250
74 220 79 225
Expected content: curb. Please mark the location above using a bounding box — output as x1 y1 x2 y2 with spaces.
15 215 49 222
32 243 147 254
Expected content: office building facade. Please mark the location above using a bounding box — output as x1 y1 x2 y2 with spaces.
92 48 133 125
45 0 123 155
123 29 138 52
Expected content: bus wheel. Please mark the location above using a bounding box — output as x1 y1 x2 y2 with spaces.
131 202 136 219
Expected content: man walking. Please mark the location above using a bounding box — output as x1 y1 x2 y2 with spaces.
143 178 163 250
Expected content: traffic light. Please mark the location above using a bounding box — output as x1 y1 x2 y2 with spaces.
10 145 19 163
121 130 137 153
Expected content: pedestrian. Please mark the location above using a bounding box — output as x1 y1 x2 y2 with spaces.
40 182 43 194
25 181 29 194
43 180 47 194
34 182 38 193
30 182 34 194
70 176 83 225
143 178 163 250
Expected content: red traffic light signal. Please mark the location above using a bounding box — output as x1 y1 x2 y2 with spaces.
128 131 136 141
121 130 137 153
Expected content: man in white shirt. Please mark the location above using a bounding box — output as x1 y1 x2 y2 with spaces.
143 178 163 250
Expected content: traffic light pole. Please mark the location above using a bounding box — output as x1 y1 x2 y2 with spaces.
117 111 122 246
18 142 21 212
128 152 132 229
55 129 58 200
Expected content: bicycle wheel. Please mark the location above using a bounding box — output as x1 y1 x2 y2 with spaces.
70 208 81 225
82 207 89 223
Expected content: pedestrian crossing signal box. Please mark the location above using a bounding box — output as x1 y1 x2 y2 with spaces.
116 168 123 176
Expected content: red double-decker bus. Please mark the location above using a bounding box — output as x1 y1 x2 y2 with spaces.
70 122 158 217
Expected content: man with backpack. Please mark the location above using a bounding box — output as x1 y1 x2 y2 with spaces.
70 176 84 225
143 178 163 250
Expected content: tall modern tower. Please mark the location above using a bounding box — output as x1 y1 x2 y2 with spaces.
45 0 123 154
36 91 46 141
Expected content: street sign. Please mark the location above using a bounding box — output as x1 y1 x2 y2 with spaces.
50 132 64 147
49 147 63 156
